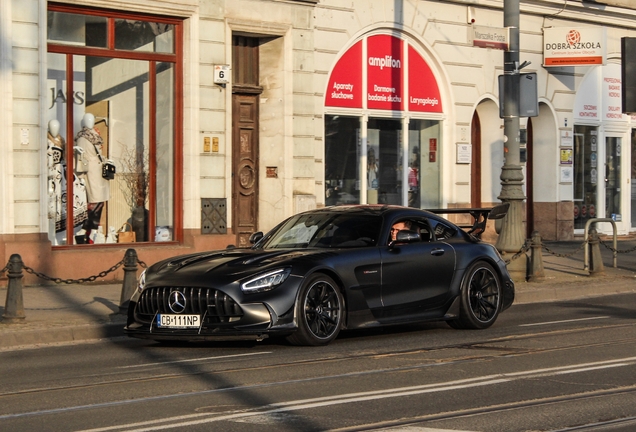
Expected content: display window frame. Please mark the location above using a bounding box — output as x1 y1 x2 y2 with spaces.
324 32 446 208
46 3 183 247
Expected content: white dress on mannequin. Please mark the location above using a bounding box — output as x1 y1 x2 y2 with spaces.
75 115 109 204
47 120 88 232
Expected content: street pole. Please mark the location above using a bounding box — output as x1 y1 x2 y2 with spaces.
496 0 527 281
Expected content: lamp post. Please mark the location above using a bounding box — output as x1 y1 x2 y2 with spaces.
496 0 527 280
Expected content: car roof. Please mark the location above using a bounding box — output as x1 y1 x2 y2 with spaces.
300 205 442 219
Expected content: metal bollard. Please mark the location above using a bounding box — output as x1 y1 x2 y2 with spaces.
2 254 26 323
588 229 605 276
527 231 545 282
119 249 138 313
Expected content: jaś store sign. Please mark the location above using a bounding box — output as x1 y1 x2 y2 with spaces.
325 34 442 113
543 27 606 66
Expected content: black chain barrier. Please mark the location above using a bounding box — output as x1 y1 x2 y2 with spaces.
3 256 147 285
599 238 636 254
541 240 588 258
504 239 531 264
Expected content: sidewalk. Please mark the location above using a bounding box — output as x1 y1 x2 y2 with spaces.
1 240 636 350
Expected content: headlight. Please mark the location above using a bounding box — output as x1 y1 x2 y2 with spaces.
241 268 291 293
137 269 147 293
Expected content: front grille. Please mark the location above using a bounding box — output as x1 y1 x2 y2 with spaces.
136 287 243 323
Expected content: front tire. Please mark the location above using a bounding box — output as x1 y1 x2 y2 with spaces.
286 273 344 346
449 261 502 330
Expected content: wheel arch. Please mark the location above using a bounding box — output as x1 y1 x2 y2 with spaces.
295 267 348 329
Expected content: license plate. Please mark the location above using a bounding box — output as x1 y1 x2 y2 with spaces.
157 314 200 328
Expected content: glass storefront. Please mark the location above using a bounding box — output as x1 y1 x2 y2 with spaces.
324 33 444 210
324 115 441 208
573 126 598 229
324 116 360 206
367 118 401 205
605 136 622 222
409 119 441 209
46 6 180 245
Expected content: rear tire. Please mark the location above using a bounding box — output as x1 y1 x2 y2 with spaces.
449 261 502 330
286 273 344 346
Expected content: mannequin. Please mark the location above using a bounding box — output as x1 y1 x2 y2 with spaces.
48 120 88 241
47 120 64 230
76 113 109 241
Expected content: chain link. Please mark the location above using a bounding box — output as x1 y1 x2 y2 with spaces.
541 240 588 258
504 239 531 264
1 250 148 283
22 259 125 284
599 238 636 254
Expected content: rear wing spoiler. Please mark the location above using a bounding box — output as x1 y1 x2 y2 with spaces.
427 203 510 238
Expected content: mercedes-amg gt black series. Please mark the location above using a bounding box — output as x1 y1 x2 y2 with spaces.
125 205 515 346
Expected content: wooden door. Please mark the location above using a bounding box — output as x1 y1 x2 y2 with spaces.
232 94 259 247
471 111 482 208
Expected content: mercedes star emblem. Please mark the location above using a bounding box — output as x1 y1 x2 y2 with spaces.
168 291 187 314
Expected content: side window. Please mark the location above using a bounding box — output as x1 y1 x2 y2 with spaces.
391 219 432 243
412 220 432 242
431 220 456 240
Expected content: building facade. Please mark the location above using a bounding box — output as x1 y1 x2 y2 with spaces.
2 0 636 283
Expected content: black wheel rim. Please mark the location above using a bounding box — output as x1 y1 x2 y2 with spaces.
468 267 500 323
303 280 340 340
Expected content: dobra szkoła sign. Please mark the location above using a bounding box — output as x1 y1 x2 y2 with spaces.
325 34 442 113
543 27 606 66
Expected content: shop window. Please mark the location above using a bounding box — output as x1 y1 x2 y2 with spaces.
368 118 402 205
605 136 622 221
46 5 181 245
47 12 108 48
325 115 360 206
573 126 598 229
408 119 441 209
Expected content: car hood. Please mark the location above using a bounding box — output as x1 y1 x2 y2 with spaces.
147 248 333 284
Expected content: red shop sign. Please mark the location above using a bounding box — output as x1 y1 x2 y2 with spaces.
367 34 404 111
325 40 363 108
326 34 442 113
408 45 442 113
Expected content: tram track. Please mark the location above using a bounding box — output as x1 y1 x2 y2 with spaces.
0 322 635 399
327 385 636 431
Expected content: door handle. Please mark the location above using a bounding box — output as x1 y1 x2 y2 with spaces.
431 248 445 256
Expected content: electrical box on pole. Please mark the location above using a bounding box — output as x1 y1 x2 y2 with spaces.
498 72 539 118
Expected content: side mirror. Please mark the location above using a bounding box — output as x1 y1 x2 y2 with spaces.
389 230 420 248
249 231 263 244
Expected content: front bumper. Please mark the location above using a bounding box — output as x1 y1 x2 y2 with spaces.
125 283 299 340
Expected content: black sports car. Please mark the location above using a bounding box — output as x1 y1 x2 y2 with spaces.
125 205 514 345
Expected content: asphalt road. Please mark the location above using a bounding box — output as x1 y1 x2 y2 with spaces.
1 293 635 432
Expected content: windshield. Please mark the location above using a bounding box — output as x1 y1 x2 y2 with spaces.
259 213 382 249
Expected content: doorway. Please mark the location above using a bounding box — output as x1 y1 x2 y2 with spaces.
232 35 262 247
232 95 258 247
